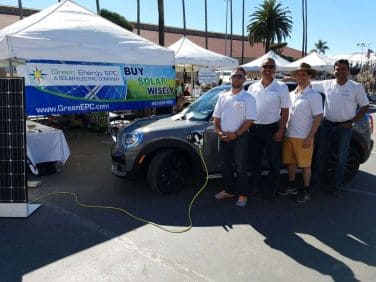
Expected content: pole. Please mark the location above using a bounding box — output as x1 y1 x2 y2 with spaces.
241 0 245 64
224 0 229 56
230 0 233 57
137 0 140 35
18 0 23 20
182 0 186 36
205 0 208 49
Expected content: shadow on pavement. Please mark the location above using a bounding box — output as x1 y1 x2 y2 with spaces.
1 129 375 281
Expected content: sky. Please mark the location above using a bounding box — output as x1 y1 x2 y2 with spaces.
2 0 375 56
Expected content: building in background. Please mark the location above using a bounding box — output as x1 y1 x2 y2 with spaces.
0 5 301 63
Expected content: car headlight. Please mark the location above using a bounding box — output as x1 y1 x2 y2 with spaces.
121 131 144 149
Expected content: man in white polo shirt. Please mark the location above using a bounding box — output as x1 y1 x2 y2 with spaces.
247 58 291 198
280 63 323 203
213 67 257 207
311 59 369 196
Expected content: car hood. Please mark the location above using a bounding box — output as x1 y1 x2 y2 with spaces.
120 115 206 134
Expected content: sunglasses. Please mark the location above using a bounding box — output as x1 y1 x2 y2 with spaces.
231 74 245 79
262 65 276 69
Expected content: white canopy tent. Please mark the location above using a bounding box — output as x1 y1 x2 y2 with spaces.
0 0 177 116
168 37 238 71
0 0 175 66
328 53 371 66
240 50 290 72
279 51 333 72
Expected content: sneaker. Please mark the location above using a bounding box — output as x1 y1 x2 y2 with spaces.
296 191 311 203
236 196 248 207
278 186 298 196
215 190 235 200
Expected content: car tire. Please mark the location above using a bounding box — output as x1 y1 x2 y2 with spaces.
325 147 361 184
147 149 190 194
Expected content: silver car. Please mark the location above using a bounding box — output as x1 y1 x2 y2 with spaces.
111 84 374 194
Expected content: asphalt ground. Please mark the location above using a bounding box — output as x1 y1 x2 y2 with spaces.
1 110 375 281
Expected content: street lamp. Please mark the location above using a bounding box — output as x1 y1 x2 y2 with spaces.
357 42 371 69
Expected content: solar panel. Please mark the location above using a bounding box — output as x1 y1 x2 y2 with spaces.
0 78 27 203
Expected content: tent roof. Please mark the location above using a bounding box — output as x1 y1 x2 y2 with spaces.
279 52 332 72
168 37 238 69
0 0 174 65
240 50 290 72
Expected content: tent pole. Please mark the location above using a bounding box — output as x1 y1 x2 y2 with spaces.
8 58 14 77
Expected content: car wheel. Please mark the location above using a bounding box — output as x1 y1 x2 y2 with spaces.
325 147 361 184
147 149 190 194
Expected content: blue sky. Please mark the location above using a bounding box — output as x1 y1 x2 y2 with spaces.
2 0 375 55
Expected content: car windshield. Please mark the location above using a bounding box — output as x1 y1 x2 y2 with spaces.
176 85 230 121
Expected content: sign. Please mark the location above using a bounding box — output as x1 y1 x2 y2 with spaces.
17 60 176 115
198 68 218 84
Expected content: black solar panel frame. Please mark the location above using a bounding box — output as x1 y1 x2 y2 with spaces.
0 77 27 203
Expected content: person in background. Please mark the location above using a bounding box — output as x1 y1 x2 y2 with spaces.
311 59 369 197
280 63 323 203
213 67 257 207
247 58 291 198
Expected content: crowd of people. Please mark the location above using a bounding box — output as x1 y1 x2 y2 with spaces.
212 58 369 208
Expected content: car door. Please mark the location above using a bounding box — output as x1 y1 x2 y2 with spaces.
202 119 223 174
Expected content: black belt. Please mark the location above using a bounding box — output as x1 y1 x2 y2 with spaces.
323 118 352 127
253 122 279 129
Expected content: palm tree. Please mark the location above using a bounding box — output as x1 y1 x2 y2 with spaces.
247 0 292 53
158 0 165 46
313 40 329 54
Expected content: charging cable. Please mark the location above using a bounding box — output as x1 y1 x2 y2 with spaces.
30 145 209 234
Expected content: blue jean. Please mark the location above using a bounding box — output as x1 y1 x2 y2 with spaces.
248 123 281 191
220 134 249 196
312 122 353 187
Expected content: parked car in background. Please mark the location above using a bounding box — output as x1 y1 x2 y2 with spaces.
111 82 374 194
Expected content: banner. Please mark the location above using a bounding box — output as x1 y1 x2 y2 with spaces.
17 60 176 115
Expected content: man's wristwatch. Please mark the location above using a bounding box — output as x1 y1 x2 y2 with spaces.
235 130 241 137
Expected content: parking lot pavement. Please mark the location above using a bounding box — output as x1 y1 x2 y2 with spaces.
1 129 376 281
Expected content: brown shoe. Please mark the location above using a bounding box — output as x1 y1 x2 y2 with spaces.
215 190 235 200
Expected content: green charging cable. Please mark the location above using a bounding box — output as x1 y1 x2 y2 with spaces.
30 145 209 233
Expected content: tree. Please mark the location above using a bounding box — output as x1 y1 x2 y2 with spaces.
247 0 292 53
100 9 133 31
270 42 287 54
313 40 329 54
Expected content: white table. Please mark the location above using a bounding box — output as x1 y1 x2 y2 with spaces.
26 120 70 173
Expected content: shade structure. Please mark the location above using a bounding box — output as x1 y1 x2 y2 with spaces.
279 52 333 72
168 37 238 70
241 50 290 72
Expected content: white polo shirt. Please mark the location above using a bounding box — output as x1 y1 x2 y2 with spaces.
248 79 291 124
311 79 369 122
285 87 323 138
213 89 257 132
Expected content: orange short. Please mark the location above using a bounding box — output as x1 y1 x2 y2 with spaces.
282 137 314 168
